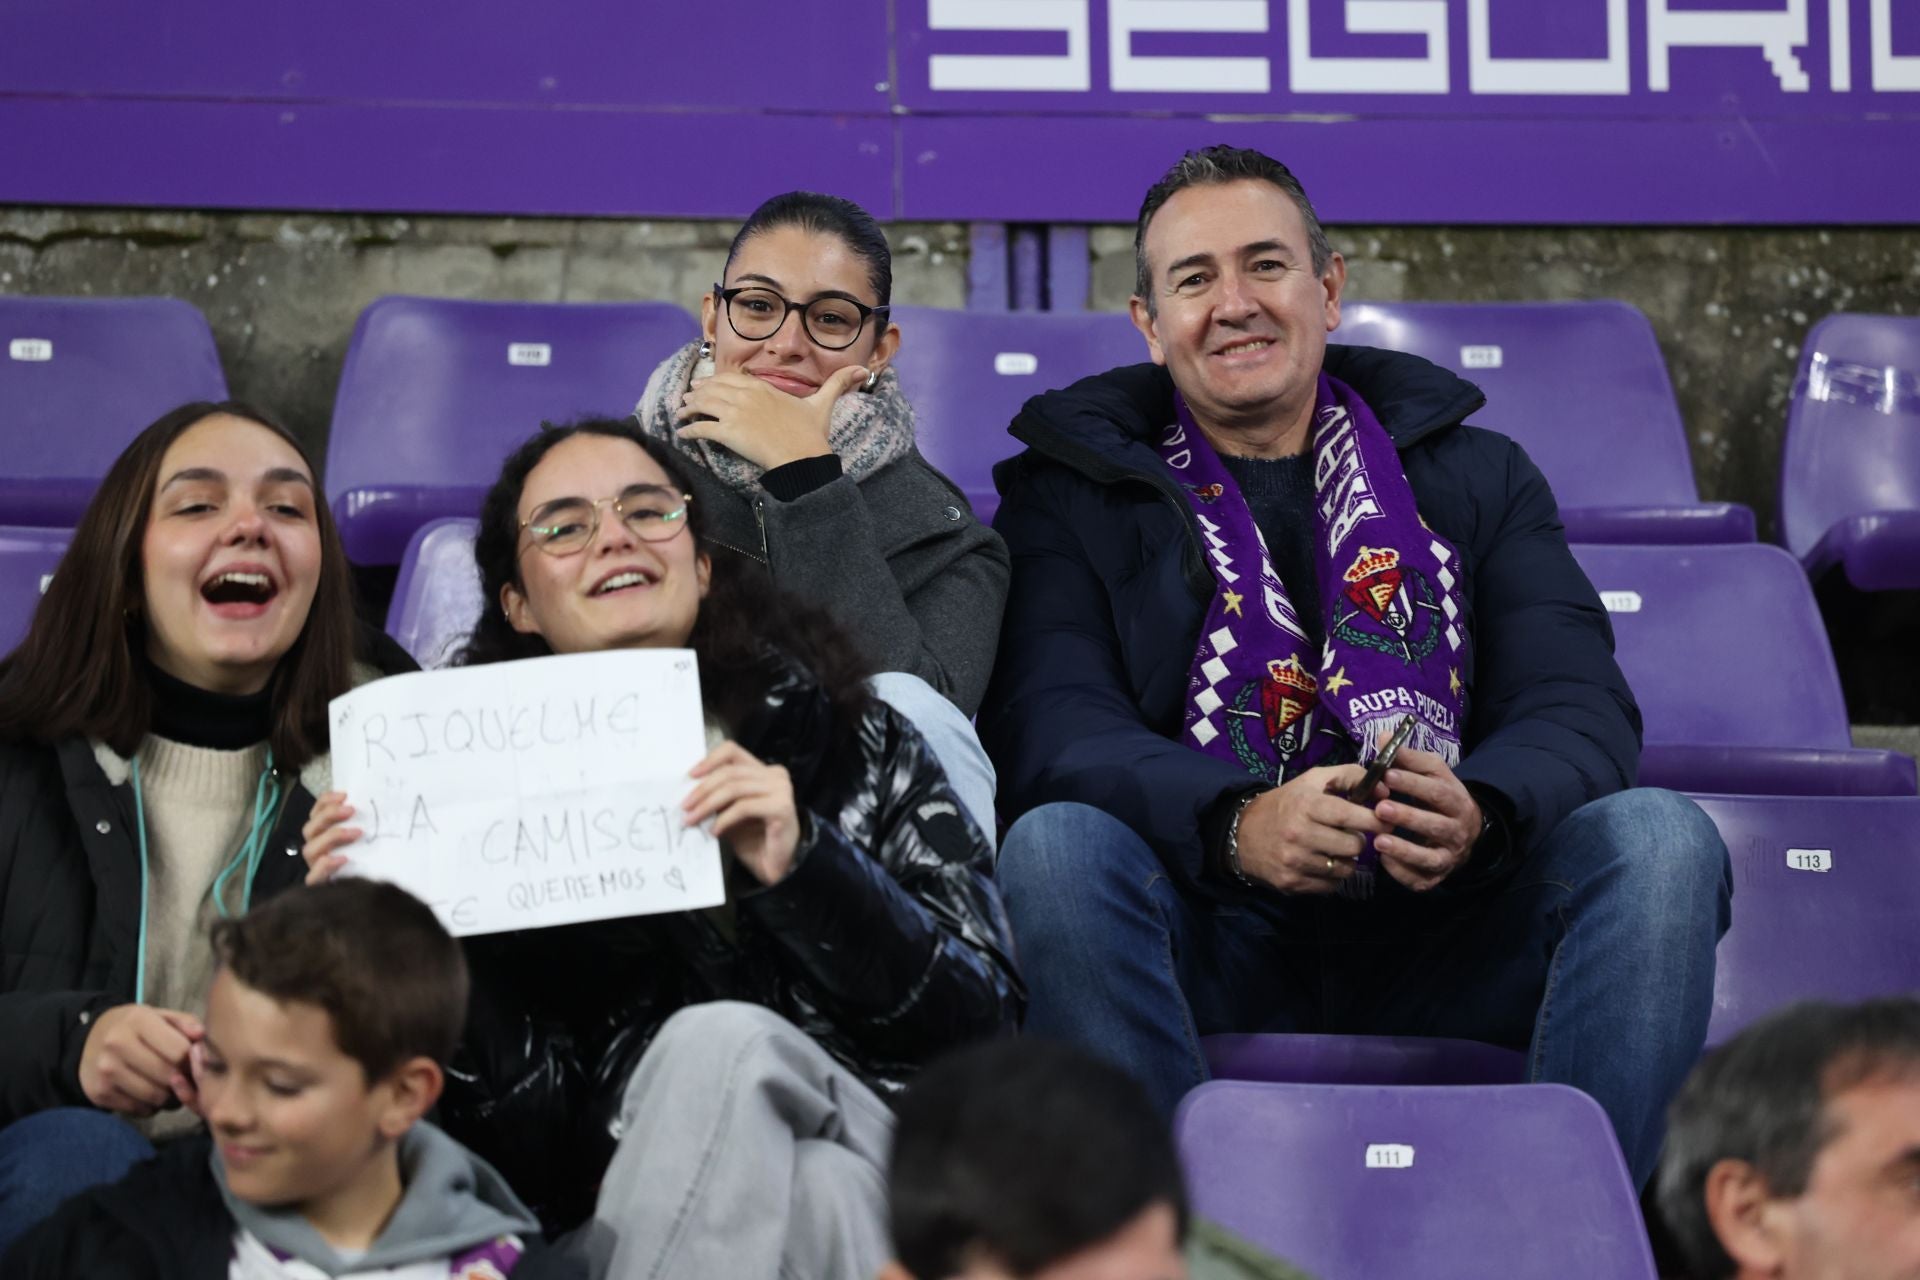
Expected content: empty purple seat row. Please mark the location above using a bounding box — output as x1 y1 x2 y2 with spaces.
887 306 1142 525
1781 312 1920 591
1574 542 1914 796
1335 300 1754 544
326 296 699 566
1179 1080 1654 1280
0 297 227 527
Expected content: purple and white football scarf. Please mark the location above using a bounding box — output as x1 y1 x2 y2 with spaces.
1158 374 1467 877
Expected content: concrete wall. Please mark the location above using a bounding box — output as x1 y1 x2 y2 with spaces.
0 207 969 469
3 207 1915 537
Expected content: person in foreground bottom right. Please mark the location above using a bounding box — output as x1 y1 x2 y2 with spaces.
1657 997 1920 1280
883 1037 1315 1280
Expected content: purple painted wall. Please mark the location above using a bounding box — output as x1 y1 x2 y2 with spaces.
2 0 1915 223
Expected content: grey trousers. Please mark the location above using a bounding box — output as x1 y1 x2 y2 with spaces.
869 671 997 852
584 1001 896 1280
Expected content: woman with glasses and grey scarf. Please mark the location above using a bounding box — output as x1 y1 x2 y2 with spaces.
633 191 1006 842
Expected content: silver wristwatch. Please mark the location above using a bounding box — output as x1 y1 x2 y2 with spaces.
1223 790 1262 888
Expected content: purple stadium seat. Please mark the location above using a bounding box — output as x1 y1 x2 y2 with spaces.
386 517 482 669
1574 542 1916 796
1692 792 1920 1047
1336 301 1754 544
1178 1081 1656 1280
1780 313 1920 590
325 296 698 565
0 296 227 526
887 307 1143 524
0 526 71 658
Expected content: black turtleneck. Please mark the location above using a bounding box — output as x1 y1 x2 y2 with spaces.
146 658 275 751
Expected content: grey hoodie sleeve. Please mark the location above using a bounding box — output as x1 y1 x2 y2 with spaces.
756 467 1009 717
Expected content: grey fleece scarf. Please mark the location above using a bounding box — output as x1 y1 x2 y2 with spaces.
634 338 916 492
215 1120 538 1277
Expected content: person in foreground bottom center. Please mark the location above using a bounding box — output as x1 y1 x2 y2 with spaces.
980 144 1732 1187
885 1037 1317 1280
4 878 579 1278
304 417 1023 1280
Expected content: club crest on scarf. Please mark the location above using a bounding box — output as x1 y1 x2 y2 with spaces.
1158 376 1467 793
1336 546 1446 664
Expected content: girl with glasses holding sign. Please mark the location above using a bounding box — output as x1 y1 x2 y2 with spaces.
633 191 1005 843
300 418 1022 1279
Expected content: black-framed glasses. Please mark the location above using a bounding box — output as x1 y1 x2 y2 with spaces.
715 283 888 351
519 486 692 557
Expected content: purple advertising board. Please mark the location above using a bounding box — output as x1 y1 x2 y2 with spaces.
1 0 1915 223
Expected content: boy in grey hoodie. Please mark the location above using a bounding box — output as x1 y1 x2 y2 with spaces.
4 879 579 1279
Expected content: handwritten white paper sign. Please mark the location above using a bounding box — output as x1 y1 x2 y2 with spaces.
328 649 724 936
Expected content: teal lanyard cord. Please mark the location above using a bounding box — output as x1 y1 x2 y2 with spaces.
128 750 280 1006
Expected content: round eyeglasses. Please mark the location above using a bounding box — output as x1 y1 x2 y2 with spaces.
520 487 692 557
716 283 888 352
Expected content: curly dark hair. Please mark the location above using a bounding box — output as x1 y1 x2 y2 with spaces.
455 417 873 739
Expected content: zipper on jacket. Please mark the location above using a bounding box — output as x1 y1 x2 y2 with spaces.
706 500 770 568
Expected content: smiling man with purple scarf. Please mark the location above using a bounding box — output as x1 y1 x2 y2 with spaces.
979 146 1732 1187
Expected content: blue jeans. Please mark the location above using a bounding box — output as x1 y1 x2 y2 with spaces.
0 1108 155 1253
997 789 1731 1187
869 672 998 851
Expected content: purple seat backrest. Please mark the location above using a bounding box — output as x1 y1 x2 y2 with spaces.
1177 1081 1655 1280
0 296 227 526
1572 542 1851 748
1691 792 1920 1047
1780 313 1920 564
326 296 698 565
386 518 482 670
1334 300 1697 507
0 527 72 659
887 307 1144 523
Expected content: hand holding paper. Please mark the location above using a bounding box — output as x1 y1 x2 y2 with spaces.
683 741 801 886
301 791 360 886
326 649 726 936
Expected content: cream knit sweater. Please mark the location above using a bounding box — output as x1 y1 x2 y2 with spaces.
116 734 272 1140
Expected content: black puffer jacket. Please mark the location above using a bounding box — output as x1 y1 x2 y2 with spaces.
439 652 1025 1230
0 738 317 1126
0 630 415 1128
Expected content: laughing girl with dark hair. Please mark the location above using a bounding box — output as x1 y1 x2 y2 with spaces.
0 401 409 1252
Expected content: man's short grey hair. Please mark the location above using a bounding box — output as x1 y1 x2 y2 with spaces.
1133 145 1335 305
1655 997 1920 1280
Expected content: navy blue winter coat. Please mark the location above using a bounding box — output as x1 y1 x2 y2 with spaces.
980 345 1641 891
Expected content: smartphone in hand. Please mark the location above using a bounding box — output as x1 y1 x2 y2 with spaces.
1344 715 1417 804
